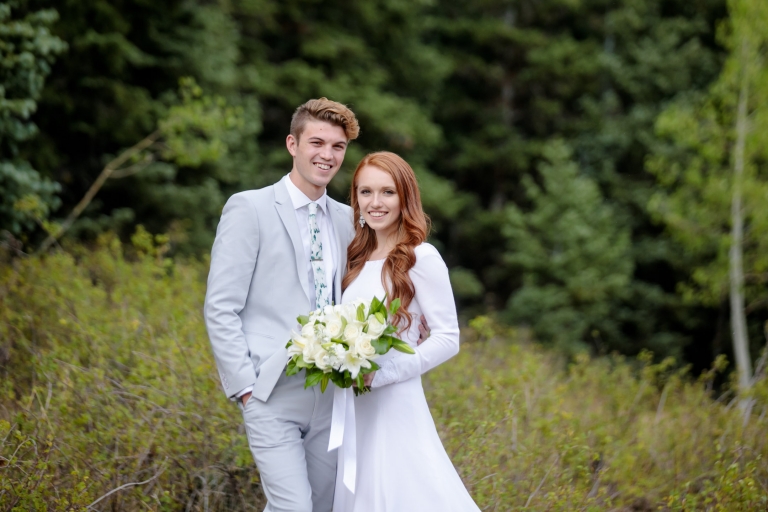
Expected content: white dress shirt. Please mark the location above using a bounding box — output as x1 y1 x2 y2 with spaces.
237 175 338 399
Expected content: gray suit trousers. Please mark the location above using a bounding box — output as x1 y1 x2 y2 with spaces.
240 372 336 512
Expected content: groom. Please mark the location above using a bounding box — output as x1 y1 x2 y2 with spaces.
204 98 360 512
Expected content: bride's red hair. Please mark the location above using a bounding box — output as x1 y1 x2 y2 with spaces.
342 152 430 332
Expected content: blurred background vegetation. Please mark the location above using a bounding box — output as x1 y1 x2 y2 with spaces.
2 0 768 508
4 0 765 370
4 0 768 370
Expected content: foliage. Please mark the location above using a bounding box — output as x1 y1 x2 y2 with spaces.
647 0 768 360
0 235 260 510
430 0 726 360
74 76 246 250
0 2 66 235
502 140 633 354
22 0 463 255
4 0 742 363
428 321 768 510
14 0 260 253
1 244 767 509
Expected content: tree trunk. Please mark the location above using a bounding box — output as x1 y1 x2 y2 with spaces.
729 38 752 392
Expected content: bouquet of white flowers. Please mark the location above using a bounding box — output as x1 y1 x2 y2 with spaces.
285 296 414 393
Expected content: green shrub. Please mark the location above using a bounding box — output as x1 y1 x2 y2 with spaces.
1 233 260 511
1 236 766 510
426 324 768 510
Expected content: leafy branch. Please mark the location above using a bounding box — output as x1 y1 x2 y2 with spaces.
36 77 243 253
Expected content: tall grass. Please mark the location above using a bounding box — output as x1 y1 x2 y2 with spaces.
1 234 766 510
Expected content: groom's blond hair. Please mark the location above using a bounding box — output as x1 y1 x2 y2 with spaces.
290 97 360 141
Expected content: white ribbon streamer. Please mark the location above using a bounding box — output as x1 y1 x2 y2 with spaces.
329 385 357 493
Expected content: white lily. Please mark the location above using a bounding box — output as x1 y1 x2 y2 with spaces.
288 333 308 358
341 350 372 379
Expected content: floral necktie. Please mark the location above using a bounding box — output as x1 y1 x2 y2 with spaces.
308 202 330 309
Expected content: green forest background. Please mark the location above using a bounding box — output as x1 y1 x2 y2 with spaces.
4 0 768 371
2 0 768 509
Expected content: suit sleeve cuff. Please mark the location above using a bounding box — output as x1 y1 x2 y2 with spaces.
233 385 254 401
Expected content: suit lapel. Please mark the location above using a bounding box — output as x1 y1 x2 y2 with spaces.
327 198 350 304
274 179 311 303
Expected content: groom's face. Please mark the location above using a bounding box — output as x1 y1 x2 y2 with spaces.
287 120 348 198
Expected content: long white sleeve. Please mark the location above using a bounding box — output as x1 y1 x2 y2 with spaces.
371 244 460 388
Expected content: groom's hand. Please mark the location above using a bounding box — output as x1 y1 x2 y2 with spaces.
241 392 252 406
417 315 430 345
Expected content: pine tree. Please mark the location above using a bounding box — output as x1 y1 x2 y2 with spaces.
503 140 633 353
0 2 66 235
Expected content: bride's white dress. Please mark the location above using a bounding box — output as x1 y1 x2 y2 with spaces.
332 243 480 512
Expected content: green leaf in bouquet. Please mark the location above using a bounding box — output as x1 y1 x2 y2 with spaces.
368 360 380 371
371 336 389 355
379 335 395 349
297 315 310 326
295 355 311 368
356 373 365 390
389 298 401 317
391 339 415 354
305 370 324 389
320 373 330 393
286 358 299 376
380 293 389 313
331 337 347 347
374 312 386 325
356 303 366 322
340 316 348 332
344 372 353 388
330 370 346 388
370 295 383 315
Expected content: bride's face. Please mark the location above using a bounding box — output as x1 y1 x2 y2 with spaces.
356 165 401 239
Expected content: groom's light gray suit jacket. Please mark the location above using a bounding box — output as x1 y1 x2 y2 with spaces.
204 177 355 402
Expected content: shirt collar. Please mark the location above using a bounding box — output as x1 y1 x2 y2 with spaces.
284 174 328 213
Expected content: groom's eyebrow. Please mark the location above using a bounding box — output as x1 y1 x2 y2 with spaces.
308 136 347 148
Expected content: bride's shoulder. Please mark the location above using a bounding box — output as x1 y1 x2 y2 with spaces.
409 243 449 284
414 243 446 265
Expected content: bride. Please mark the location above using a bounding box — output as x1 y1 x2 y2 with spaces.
331 151 480 511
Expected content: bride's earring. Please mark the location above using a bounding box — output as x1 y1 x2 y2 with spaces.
358 213 365 227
